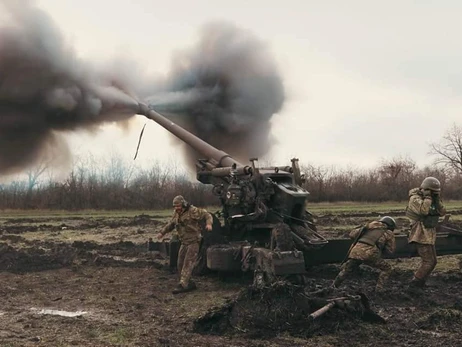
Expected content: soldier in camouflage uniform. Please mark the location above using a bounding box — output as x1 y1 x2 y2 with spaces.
406 177 446 289
332 216 396 292
158 195 213 294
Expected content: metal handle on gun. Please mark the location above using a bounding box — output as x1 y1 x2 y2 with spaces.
308 295 361 321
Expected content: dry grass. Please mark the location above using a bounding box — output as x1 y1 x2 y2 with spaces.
307 200 462 215
0 200 461 219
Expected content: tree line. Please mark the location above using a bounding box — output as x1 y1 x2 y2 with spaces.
0 155 460 210
0 124 461 210
302 157 462 202
302 123 462 202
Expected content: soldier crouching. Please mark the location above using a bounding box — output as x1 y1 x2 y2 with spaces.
158 195 213 294
332 216 396 292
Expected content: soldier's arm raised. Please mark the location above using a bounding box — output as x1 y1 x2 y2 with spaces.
410 194 433 216
435 197 446 216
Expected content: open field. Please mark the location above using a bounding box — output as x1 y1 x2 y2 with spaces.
2 199 462 218
307 200 462 215
0 202 462 346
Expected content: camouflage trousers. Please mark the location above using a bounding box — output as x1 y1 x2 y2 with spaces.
412 243 437 284
177 242 199 287
333 258 393 290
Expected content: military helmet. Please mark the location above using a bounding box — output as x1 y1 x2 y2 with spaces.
378 216 396 231
172 195 187 207
420 177 441 192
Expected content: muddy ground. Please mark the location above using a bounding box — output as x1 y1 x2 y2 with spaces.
1 212 462 346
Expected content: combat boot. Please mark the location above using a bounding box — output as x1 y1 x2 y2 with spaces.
185 281 197 292
332 276 342 289
172 284 184 294
406 278 425 295
172 282 197 294
409 277 425 288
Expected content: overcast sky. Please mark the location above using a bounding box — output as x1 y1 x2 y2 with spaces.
34 0 462 170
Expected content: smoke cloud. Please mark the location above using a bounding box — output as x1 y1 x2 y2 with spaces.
0 1 284 174
0 0 138 173
146 22 285 165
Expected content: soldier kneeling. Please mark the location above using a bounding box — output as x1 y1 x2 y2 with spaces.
332 216 396 292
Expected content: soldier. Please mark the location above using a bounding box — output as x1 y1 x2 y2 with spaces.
158 195 213 294
332 216 396 292
406 177 446 289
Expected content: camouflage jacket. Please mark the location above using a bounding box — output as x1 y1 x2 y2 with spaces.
407 188 446 245
160 205 213 245
348 221 395 262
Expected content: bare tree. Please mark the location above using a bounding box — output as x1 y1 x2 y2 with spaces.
26 158 50 192
430 123 462 174
378 156 416 200
302 164 333 202
22 158 53 208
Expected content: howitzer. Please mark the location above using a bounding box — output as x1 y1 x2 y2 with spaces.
138 103 462 281
137 103 328 283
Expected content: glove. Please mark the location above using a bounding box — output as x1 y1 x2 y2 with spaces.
422 189 432 197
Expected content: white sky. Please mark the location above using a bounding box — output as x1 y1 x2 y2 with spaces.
35 0 462 170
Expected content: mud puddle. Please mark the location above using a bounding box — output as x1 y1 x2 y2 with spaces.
30 308 88 318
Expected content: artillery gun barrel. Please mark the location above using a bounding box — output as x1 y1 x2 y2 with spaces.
137 103 244 168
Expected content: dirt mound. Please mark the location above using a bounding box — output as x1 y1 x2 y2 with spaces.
0 237 166 273
193 281 384 338
0 241 75 272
